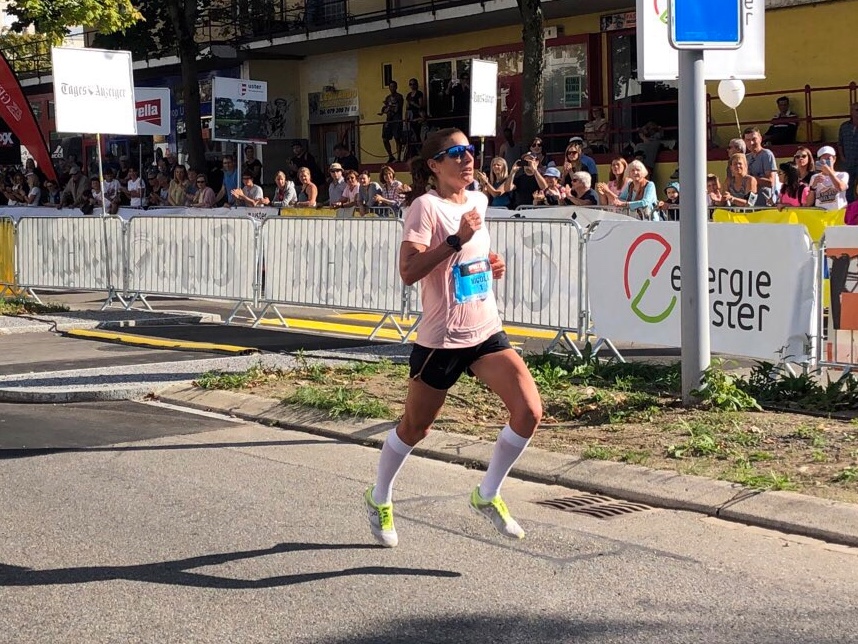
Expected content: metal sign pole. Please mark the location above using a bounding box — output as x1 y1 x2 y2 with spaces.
96 132 108 215
678 49 711 404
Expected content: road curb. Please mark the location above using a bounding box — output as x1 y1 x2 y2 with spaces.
0 383 161 404
156 383 858 549
64 329 258 355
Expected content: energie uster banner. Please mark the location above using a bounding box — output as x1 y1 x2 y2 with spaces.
588 221 816 362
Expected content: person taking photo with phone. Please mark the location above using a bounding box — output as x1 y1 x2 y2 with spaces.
805 146 849 210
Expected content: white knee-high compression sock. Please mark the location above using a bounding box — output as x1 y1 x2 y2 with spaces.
479 424 531 501
372 427 413 505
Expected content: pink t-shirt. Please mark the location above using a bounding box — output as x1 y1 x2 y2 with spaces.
778 185 809 207
402 189 502 349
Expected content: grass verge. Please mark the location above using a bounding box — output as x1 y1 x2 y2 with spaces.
0 297 70 316
192 352 858 503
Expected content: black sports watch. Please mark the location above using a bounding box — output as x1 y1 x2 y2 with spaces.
445 234 462 252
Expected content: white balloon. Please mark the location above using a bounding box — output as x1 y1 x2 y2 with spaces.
718 79 746 110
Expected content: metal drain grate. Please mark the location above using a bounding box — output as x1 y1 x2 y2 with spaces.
535 494 653 519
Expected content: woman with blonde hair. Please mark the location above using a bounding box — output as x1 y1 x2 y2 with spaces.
167 164 190 206
722 153 758 207
476 156 511 208
595 157 629 206
295 166 318 207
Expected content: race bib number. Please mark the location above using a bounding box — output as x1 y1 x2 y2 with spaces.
452 257 492 304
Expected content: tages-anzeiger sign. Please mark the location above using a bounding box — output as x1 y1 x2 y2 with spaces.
51 47 137 135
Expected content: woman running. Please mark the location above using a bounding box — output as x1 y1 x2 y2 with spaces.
364 127 543 547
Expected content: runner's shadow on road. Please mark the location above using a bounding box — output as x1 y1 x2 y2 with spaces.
0 542 461 589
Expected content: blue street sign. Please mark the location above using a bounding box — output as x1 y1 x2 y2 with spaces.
669 0 743 50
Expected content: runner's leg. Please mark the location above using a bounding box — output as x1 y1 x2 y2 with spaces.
469 349 542 499
372 376 447 504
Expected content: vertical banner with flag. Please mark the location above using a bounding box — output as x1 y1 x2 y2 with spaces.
0 51 57 182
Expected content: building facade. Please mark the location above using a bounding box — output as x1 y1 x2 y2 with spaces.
12 0 858 186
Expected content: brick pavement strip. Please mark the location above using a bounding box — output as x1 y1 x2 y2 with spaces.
156 383 858 549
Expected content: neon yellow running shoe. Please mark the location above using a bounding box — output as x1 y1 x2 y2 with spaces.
469 486 525 540
364 486 398 548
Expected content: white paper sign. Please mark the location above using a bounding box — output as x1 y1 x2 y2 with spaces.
588 221 816 361
134 87 171 136
469 59 498 138
636 0 765 80
51 47 137 135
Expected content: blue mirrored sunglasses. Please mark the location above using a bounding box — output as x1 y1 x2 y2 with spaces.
433 144 475 160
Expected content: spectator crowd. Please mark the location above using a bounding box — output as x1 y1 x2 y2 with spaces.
2 93 856 221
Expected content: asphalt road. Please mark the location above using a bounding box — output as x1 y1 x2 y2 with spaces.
1 401 856 643
0 329 384 378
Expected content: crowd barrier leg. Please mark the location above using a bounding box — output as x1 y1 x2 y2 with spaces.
230 300 263 326
590 337 626 363
368 312 411 342
545 330 583 358
578 219 626 363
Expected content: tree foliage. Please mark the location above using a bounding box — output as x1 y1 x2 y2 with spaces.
0 31 51 75
6 0 143 44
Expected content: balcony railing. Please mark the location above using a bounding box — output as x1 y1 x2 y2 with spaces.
3 0 490 79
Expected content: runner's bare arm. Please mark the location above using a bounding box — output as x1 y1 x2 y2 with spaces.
399 208 482 285
399 241 456 286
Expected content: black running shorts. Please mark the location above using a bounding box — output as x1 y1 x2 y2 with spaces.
408 331 512 391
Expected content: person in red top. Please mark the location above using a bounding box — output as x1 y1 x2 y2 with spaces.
363 127 543 548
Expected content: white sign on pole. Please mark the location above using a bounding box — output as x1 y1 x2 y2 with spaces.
636 0 765 80
134 87 171 136
51 47 137 135
212 77 269 143
469 59 498 138
587 221 816 362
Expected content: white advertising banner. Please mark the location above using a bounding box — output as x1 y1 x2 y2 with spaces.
588 221 816 361
134 87 171 136
212 77 269 143
635 0 765 80
469 59 498 138
51 47 137 134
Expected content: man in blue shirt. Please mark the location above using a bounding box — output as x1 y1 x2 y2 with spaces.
215 154 238 206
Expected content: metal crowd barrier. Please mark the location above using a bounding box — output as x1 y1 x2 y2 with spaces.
2 203 853 371
15 215 124 304
257 217 407 339
125 214 261 317
817 225 858 373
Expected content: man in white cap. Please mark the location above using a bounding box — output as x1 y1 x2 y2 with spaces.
326 162 346 206
806 146 849 210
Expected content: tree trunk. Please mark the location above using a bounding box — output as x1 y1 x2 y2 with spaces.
516 0 545 144
166 0 205 171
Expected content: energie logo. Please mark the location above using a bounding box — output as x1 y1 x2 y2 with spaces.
623 232 677 324
654 0 668 23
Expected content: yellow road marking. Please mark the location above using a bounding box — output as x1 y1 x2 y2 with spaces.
258 317 415 342
334 312 568 340
66 329 258 355
259 316 568 342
